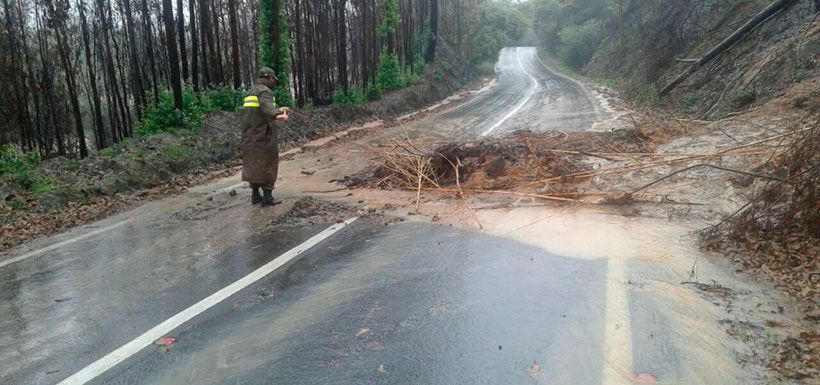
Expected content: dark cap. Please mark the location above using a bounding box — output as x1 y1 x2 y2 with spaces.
257 67 278 80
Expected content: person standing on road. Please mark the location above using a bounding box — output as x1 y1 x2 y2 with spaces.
241 67 290 207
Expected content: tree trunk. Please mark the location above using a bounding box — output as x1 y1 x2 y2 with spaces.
45 0 89 157
200 0 218 86
659 0 799 96
121 0 146 115
141 0 160 104
189 0 200 90
162 0 184 110
211 0 225 84
228 0 241 88
177 0 189 81
2 0 32 149
425 0 438 63
78 0 107 149
335 0 349 92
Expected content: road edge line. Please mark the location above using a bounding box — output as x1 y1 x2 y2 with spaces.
57 216 359 385
0 220 130 269
601 257 634 385
532 50 588 91
482 47 540 137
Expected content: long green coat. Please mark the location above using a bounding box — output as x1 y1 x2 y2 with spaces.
241 83 282 189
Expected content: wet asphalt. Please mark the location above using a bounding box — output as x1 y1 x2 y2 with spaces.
106 221 609 385
0 195 330 384
0 47 692 385
432 47 606 139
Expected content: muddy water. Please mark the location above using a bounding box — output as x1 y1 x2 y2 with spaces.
472 206 783 384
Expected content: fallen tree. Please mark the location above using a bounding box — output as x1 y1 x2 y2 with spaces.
659 0 799 97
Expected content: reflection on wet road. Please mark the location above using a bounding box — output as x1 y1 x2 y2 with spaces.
429 47 608 139
0 196 329 385
110 222 609 385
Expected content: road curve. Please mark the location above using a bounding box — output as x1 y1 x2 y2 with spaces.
0 48 748 385
430 47 608 139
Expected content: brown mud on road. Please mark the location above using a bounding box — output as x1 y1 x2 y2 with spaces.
238 68 818 383
1 49 816 384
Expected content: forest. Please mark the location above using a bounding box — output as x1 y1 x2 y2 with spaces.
0 0 533 160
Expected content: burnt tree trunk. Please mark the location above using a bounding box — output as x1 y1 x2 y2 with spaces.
189 0 200 90
141 0 160 104
78 0 106 149
425 0 438 63
45 0 89 157
177 0 189 81
228 0 241 88
162 0 184 110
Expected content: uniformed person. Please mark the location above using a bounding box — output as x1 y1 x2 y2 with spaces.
241 67 289 207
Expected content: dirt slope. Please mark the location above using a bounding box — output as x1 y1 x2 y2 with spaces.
585 0 819 118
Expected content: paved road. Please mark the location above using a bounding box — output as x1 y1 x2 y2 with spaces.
0 48 744 385
428 47 607 138
108 221 611 385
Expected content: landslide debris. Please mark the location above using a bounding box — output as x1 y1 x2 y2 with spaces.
348 128 652 201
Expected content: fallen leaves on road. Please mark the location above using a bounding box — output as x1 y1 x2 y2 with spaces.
526 360 541 377
155 336 177 353
635 373 657 382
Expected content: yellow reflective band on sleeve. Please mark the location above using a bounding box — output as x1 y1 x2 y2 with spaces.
244 95 260 107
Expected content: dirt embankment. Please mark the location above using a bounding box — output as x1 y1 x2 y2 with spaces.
561 3 819 377
0 46 476 252
585 0 819 118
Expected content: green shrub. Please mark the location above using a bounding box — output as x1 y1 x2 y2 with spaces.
332 89 347 104
100 147 119 158
1 145 40 175
0 145 40 188
412 53 426 76
348 89 366 104
207 86 245 112
138 86 244 137
433 68 445 81
138 90 190 137
366 84 381 101
161 144 202 173
731 90 757 109
376 52 406 94
32 177 59 194
404 72 422 86
558 20 604 70
333 88 367 105
163 144 186 160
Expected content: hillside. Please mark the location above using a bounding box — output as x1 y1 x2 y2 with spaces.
584 0 819 117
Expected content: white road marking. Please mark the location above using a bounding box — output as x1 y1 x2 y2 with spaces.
601 257 634 384
481 48 540 137
57 217 358 385
0 220 129 269
532 52 588 90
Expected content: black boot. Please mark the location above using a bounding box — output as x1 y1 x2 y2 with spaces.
251 187 262 205
260 189 280 207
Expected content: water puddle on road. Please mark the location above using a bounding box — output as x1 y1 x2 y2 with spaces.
470 206 748 384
